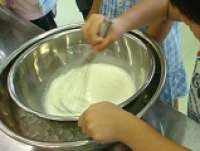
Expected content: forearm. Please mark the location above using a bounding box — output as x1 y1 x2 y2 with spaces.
145 20 173 45
80 0 177 51
120 114 191 151
86 0 101 20
113 0 170 35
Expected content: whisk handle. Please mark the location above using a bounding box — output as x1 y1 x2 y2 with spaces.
98 17 113 38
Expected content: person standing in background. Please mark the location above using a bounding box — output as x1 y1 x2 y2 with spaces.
87 0 188 109
1 0 58 31
75 0 94 20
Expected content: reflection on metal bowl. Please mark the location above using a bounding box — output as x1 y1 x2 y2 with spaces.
7 25 155 121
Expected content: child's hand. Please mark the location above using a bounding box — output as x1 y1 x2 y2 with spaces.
81 14 124 53
78 101 132 144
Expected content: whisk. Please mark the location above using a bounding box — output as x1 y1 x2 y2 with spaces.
55 17 113 115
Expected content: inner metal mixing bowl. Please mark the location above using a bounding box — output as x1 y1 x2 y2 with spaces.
7 25 155 121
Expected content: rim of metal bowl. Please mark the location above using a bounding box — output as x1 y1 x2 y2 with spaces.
117 33 156 108
7 25 156 122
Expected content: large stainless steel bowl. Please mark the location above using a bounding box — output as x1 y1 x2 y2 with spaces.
1 7 166 151
7 24 155 121
0 24 166 151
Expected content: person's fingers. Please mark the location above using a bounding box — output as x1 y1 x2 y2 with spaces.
81 15 102 43
92 34 115 52
78 116 88 137
78 108 87 128
81 20 91 43
78 110 91 135
89 15 105 42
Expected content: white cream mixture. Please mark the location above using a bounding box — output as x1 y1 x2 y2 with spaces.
43 63 136 116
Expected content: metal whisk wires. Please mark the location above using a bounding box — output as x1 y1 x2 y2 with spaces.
58 17 113 114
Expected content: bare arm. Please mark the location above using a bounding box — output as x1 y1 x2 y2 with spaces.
78 101 191 151
145 19 174 45
86 0 101 20
108 0 170 34
81 0 170 52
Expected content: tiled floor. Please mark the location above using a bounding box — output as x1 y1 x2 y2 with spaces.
55 0 199 114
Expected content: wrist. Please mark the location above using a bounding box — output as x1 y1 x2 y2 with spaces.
112 18 128 39
118 111 137 143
